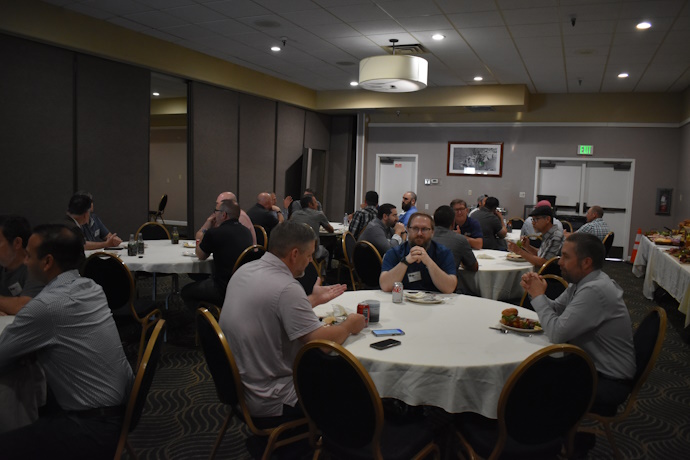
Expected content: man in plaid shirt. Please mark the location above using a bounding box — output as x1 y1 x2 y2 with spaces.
574 206 610 241
508 205 564 268
349 191 378 238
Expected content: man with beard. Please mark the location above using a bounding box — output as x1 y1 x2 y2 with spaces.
398 191 418 226
379 212 457 293
520 233 635 415
508 205 563 268
357 203 407 256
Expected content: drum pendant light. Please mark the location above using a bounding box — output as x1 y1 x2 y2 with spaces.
359 39 428 92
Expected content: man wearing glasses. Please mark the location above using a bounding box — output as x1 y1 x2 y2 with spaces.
450 198 483 249
195 192 257 245
508 205 564 268
379 213 457 293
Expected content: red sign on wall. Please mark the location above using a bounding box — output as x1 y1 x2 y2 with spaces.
395 163 402 168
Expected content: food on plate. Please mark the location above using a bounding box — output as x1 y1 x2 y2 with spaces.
500 308 542 330
668 247 690 263
655 238 673 245
506 252 525 261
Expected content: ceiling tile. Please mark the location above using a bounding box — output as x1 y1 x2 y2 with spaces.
66 3 114 20
447 11 505 28
508 23 560 38
160 24 216 40
619 0 686 19
309 23 361 39
364 33 418 46
434 0 497 14
198 19 256 36
280 8 343 27
138 0 197 8
252 0 319 13
562 20 616 36
395 15 454 32
326 4 390 22
124 10 188 29
350 20 406 36
497 0 558 9
164 4 222 23
107 16 151 32
203 0 271 18
501 7 560 25
376 0 443 18
83 0 151 16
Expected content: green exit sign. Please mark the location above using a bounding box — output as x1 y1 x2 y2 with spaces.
578 145 594 155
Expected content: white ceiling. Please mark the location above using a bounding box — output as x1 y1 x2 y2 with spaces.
43 0 690 94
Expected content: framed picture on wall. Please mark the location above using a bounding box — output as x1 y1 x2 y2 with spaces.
655 188 672 215
447 142 503 177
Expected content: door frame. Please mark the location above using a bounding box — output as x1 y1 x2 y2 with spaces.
534 156 635 259
375 154 419 205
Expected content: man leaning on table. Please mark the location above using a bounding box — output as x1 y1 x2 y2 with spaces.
0 215 44 315
219 221 365 425
358 203 407 256
0 223 133 459
451 198 483 249
520 233 635 427
520 199 564 237
508 205 564 268
380 212 457 294
195 191 257 245
64 193 122 250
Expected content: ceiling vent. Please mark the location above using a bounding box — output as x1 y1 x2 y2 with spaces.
382 43 427 55
466 106 495 113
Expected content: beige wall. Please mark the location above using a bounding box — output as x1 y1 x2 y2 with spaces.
150 128 187 223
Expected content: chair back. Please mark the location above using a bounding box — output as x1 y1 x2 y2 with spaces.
603 232 615 257
232 245 266 274
157 194 168 213
136 222 170 240
254 225 268 250
114 319 166 459
537 256 561 276
497 344 596 448
631 307 667 399
562 221 574 233
297 260 321 295
341 232 356 265
508 217 524 230
353 241 382 289
519 274 568 310
81 252 134 311
528 234 543 249
294 340 383 451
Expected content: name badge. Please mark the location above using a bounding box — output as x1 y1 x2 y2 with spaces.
407 271 422 282
7 282 22 297
94 228 101 238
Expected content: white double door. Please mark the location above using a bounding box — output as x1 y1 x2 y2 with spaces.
535 158 634 259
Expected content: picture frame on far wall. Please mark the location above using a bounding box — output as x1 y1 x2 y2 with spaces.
447 142 503 177
655 188 672 215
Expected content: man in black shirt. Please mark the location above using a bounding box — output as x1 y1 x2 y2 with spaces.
246 192 284 241
181 200 253 308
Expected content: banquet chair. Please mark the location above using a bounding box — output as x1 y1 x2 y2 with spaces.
526 234 543 249
135 221 176 309
254 224 268 250
136 222 170 240
602 232 615 257
196 308 309 460
148 194 168 225
562 221 574 233
537 256 561 277
297 260 322 296
81 252 161 367
114 319 166 460
454 344 596 460
519 274 568 311
581 307 667 460
336 231 357 290
232 245 266 274
508 217 524 230
353 241 383 290
293 340 440 460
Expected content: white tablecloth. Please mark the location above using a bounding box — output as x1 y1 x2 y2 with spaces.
506 229 522 242
0 316 47 433
321 222 347 236
459 249 534 300
87 240 213 274
314 290 551 417
632 236 690 326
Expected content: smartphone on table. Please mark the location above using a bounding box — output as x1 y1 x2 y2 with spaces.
370 339 401 350
371 329 405 337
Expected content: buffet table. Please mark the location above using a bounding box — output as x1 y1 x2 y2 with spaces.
632 236 690 326
314 290 551 418
459 249 534 300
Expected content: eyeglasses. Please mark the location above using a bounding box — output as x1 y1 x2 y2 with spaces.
409 227 432 234
453 207 467 212
213 209 222 213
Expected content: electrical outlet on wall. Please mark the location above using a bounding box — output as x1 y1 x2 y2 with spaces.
425 204 429 210
519 192 526 198
468 190 472 195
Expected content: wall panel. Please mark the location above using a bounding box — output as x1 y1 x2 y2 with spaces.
238 93 276 208
275 103 306 204
76 54 150 236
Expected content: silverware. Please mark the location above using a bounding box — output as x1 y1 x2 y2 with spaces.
489 326 509 334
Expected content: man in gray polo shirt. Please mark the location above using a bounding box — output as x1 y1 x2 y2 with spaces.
219 222 365 421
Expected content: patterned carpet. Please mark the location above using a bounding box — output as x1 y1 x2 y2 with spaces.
120 261 690 459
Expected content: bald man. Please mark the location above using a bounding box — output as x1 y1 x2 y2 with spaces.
195 192 257 244
247 192 284 239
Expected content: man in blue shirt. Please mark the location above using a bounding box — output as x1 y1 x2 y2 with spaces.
398 191 418 226
450 198 483 249
380 212 457 293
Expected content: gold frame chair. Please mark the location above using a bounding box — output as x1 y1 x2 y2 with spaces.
254 224 268 250
562 221 574 233
602 231 615 257
196 308 309 460
519 274 568 310
581 307 667 459
352 240 383 289
537 256 561 276
135 221 171 240
232 245 266 274
336 231 357 290
114 319 166 460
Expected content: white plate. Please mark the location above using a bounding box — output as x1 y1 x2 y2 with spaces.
506 254 527 262
405 293 444 304
183 241 196 248
499 323 543 333
182 251 197 257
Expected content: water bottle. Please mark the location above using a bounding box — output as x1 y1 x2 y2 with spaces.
172 226 179 244
343 213 348 226
127 234 136 256
137 234 145 255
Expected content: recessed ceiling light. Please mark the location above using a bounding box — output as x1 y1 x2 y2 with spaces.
474 76 483 81
636 21 651 30
271 46 281 52
350 81 359 87
432 34 445 40
618 73 629 78
152 92 160 96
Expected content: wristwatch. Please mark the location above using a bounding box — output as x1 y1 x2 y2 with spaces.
401 257 410 266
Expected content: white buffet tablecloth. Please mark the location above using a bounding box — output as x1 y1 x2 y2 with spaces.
632 236 690 326
87 240 214 274
459 249 534 300
314 290 551 418
0 316 47 433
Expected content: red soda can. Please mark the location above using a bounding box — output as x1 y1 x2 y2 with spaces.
357 302 370 327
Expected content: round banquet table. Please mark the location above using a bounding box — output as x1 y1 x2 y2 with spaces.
87 240 213 274
314 290 551 418
459 249 534 300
